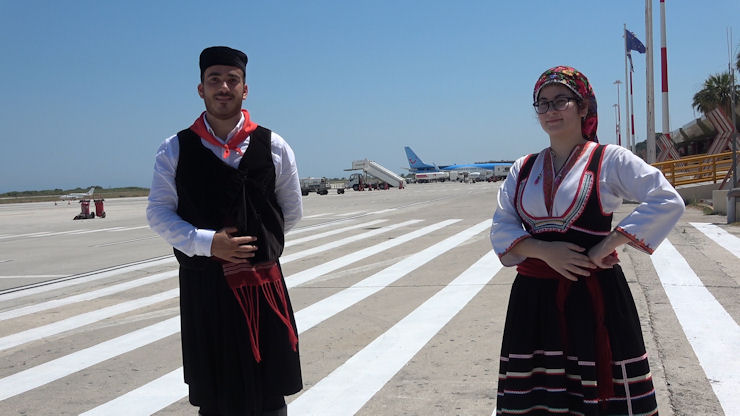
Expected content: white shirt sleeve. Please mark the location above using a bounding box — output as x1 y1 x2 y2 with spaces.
146 135 215 257
271 132 303 232
599 145 685 253
490 155 532 266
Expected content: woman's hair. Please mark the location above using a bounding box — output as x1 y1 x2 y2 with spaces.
533 66 598 142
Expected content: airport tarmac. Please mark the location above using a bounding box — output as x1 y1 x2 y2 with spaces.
0 181 738 415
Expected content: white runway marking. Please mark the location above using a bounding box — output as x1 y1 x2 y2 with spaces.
285 219 388 247
0 289 179 352
0 274 68 279
295 219 492 332
336 211 365 217
285 219 460 288
0 256 176 301
281 220 421 263
690 222 740 258
369 208 397 214
109 225 151 232
652 240 740 416
74 219 475 416
79 368 185 416
0 316 181 401
302 213 333 219
288 250 502 415
0 270 178 321
0 225 148 240
287 218 358 236
92 236 160 247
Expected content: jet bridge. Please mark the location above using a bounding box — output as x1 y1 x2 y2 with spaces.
350 159 406 189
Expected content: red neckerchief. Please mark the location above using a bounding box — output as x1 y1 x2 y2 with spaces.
189 109 258 158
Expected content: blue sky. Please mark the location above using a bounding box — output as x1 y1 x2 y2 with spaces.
0 1 738 193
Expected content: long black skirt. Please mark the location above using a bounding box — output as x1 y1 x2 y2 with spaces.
178 261 302 415
496 265 658 415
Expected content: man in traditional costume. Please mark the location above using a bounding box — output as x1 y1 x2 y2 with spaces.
147 46 302 416
490 66 684 415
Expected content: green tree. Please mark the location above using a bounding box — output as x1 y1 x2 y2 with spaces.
692 72 740 116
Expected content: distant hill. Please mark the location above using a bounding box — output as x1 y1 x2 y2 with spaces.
0 187 149 204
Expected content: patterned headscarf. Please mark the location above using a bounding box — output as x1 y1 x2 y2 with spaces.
533 66 598 142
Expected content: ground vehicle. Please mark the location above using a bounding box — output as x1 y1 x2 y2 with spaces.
414 171 449 183
300 177 330 196
345 173 387 191
300 177 346 195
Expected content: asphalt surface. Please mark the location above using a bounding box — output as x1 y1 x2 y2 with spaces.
0 181 738 415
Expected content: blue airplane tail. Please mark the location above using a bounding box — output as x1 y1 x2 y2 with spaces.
404 146 436 171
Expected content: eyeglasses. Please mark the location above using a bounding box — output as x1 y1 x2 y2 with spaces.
533 97 580 114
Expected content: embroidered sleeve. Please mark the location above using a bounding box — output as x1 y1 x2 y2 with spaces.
490 157 531 266
600 145 685 254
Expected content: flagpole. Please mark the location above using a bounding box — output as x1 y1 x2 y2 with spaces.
660 0 671 144
624 24 632 151
646 0 656 163
614 80 622 146
630 68 637 152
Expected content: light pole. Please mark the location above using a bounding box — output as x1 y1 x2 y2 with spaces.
613 104 620 146
614 80 623 146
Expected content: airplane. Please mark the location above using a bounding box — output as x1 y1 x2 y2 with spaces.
60 187 96 200
404 146 511 175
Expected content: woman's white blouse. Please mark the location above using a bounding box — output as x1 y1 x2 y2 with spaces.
490 142 685 267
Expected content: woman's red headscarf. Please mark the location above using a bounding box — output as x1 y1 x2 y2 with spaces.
533 66 598 142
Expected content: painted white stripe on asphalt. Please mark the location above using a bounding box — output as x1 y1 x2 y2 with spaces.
690 222 740 258
0 225 148 240
92 236 160 247
289 250 502 415
0 275 68 279
652 240 740 416
0 270 178 321
281 220 421 263
0 289 179 352
0 257 176 301
286 218 358 236
109 225 151 232
79 368 185 416
0 316 181 401
336 211 365 217
75 218 467 415
295 219 491 332
302 213 333 219
65 227 127 235
285 219 387 247
369 208 397 214
285 219 460 288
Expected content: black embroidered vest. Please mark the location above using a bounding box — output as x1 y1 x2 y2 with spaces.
174 126 285 267
514 144 611 250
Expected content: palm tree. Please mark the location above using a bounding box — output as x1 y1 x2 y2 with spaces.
692 72 740 116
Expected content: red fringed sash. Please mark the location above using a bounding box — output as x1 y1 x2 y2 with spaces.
517 258 615 402
221 261 298 363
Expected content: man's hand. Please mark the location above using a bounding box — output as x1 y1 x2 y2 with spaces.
211 227 258 263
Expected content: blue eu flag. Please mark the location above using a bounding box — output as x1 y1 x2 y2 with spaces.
625 29 646 53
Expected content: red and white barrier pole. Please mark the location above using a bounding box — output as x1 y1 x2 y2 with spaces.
660 0 670 143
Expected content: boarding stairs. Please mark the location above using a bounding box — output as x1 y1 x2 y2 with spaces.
351 159 406 189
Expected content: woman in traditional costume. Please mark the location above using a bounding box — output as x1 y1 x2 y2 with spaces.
490 66 684 415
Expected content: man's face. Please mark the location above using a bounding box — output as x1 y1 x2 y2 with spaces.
198 65 247 121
